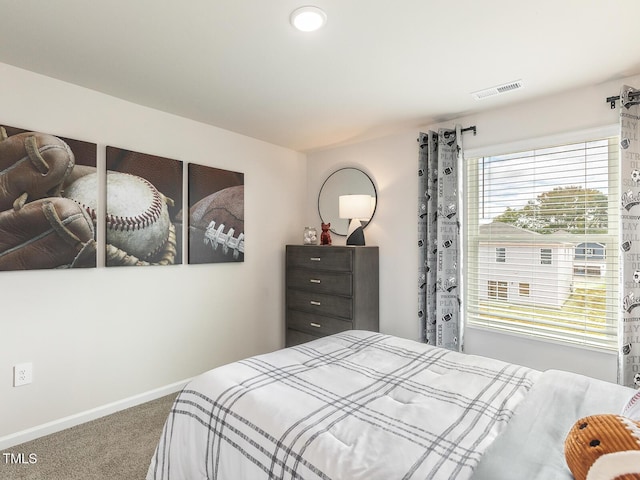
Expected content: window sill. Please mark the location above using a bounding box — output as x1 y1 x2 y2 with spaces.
465 321 617 355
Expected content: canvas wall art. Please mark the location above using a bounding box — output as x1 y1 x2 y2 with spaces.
187 163 244 264
80 147 184 267
0 125 97 271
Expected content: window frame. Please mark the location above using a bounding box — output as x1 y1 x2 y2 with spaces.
462 125 619 351
540 248 552 265
488 280 508 300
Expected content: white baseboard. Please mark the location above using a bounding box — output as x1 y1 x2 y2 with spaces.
0 379 190 451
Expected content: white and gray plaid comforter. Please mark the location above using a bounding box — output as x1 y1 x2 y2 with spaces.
147 331 539 480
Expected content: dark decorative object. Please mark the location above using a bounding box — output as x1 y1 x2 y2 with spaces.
320 222 332 245
346 224 365 246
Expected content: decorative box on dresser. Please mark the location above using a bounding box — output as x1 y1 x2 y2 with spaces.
286 245 379 347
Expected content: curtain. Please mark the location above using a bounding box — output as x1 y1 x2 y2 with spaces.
418 126 463 350
620 84 640 389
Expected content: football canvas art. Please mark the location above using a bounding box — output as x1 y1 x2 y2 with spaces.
186 163 244 264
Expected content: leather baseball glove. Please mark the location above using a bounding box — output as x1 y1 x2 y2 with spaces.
0 126 75 211
0 197 96 270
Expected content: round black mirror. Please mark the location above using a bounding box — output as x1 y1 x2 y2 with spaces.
318 168 377 236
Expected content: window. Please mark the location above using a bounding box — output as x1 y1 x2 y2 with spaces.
488 280 508 300
540 248 552 265
465 130 619 350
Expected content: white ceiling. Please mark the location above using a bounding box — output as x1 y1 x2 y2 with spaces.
0 0 638 153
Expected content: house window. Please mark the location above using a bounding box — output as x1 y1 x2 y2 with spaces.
465 129 619 350
488 280 508 300
540 249 552 265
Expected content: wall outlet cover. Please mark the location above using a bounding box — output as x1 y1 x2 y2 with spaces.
14 362 33 387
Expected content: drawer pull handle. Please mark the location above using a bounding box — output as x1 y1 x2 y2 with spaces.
309 279 321 284
310 257 321 261
310 301 321 306
310 323 322 328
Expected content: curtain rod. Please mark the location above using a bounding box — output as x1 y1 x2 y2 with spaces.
417 125 477 143
606 90 640 109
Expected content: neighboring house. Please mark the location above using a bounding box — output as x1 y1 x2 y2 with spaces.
573 242 606 277
477 222 574 308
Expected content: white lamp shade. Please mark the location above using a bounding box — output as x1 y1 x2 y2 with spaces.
363 196 376 221
339 195 372 220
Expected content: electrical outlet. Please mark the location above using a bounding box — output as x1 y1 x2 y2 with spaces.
13 362 33 387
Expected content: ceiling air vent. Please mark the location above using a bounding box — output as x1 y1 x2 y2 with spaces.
471 80 523 101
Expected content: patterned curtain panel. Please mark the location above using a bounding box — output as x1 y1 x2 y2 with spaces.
620 84 640 389
418 127 462 350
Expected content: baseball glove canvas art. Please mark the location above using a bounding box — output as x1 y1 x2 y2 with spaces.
0 125 97 270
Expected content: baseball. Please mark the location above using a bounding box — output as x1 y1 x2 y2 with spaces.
64 171 171 260
623 390 640 418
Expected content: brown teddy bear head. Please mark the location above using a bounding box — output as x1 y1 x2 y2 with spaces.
564 414 640 480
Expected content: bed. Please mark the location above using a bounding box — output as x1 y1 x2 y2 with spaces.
146 330 635 480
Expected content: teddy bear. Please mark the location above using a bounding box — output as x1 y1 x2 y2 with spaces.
564 413 640 480
320 222 332 245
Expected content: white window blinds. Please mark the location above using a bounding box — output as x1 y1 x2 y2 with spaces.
465 134 619 350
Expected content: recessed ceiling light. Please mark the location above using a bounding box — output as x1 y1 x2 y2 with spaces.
290 6 327 32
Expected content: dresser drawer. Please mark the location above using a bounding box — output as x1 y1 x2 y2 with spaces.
287 289 352 319
285 328 320 347
288 310 353 337
287 269 352 296
287 246 353 272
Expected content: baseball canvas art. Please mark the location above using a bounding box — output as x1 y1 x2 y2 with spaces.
186 163 244 264
0 125 97 271
96 147 183 267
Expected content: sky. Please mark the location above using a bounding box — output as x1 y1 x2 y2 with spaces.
473 138 612 224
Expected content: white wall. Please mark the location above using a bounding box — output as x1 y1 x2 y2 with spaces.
0 63 306 444
306 73 640 383
307 131 421 341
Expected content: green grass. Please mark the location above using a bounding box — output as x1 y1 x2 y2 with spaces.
478 284 608 336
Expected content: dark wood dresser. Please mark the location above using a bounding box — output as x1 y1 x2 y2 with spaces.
285 245 379 347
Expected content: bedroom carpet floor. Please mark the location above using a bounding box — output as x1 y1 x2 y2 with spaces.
0 392 177 480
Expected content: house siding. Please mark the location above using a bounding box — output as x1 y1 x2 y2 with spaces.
478 243 573 308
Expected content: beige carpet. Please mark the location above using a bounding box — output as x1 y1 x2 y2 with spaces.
0 393 177 480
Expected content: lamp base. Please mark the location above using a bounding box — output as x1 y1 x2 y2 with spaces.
346 219 365 246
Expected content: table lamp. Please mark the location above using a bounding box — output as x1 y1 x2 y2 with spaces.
339 194 371 246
